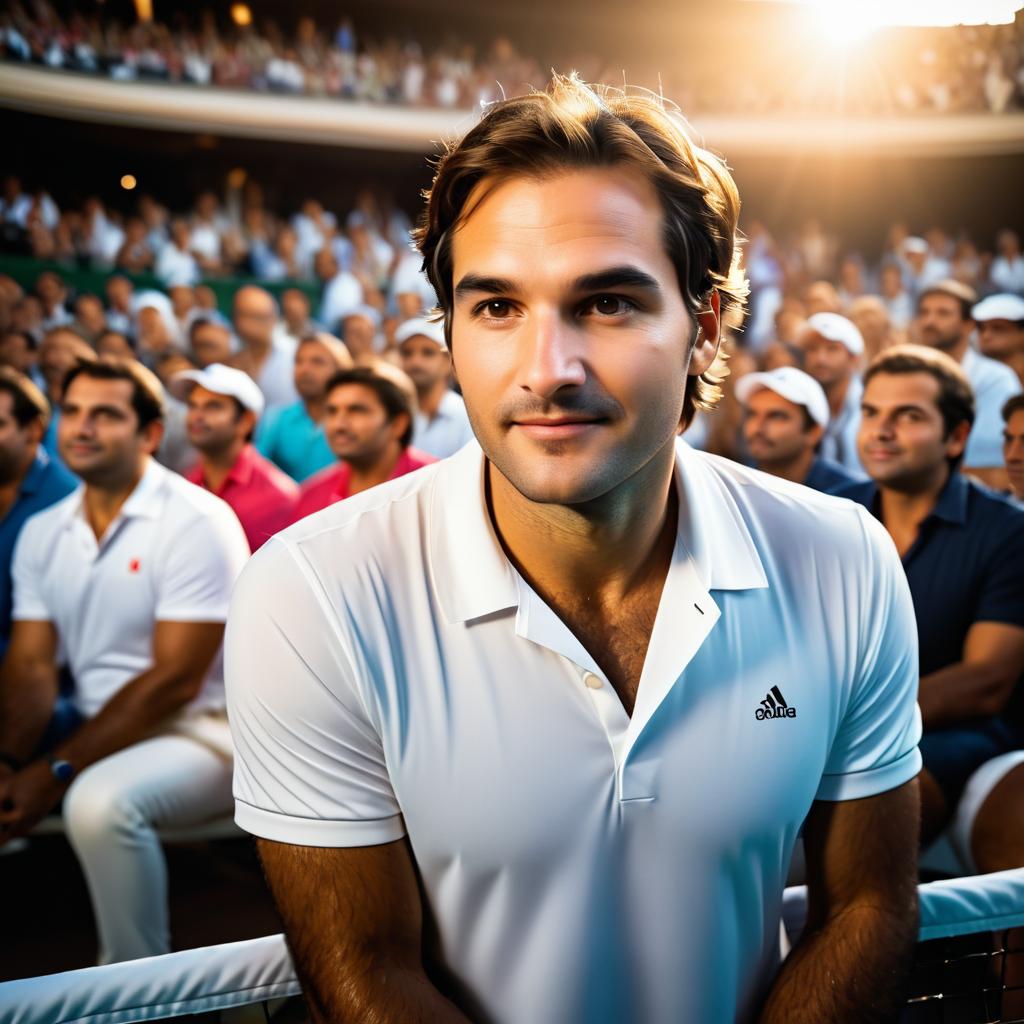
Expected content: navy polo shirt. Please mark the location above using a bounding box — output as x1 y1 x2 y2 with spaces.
838 471 1024 725
803 456 861 495
0 448 78 660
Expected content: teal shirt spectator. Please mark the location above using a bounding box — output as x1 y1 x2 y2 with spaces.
0 448 78 659
256 401 335 483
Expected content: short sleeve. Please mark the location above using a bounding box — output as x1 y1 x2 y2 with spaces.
155 503 250 622
224 537 405 847
974 515 1024 629
11 515 54 623
816 508 922 801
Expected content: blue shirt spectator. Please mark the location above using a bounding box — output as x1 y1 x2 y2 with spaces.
256 400 336 482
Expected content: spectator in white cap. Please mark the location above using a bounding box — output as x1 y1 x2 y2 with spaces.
798 311 867 477
900 236 949 296
737 367 861 494
396 318 474 460
974 293 1024 387
173 363 299 552
916 280 1022 490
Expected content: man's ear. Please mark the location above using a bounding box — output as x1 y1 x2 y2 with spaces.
688 289 721 378
945 419 971 462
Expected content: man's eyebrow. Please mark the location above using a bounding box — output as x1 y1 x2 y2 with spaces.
454 266 663 300
454 274 518 299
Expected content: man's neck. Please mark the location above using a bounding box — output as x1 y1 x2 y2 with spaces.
0 447 39 521
303 397 325 423
200 440 246 492
417 380 448 421
825 376 850 417
346 444 404 496
487 437 677 612
83 459 148 542
941 333 971 364
876 464 951 557
760 447 816 485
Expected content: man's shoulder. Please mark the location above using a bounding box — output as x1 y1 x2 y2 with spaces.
965 477 1024 536
249 448 300 495
18 485 81 543
159 467 247 531
968 349 1022 392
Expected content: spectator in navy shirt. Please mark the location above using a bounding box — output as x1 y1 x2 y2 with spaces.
0 368 77 660
837 345 1024 849
735 366 860 493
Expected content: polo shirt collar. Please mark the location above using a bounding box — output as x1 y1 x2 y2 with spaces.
226 444 258 488
19 449 51 498
430 439 768 625
62 457 168 527
928 469 969 526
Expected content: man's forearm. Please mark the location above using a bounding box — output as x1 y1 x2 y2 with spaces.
759 903 917 1024
919 661 1014 727
51 666 198 773
0 660 58 762
297 957 472 1024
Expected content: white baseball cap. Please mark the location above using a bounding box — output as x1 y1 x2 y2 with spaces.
734 367 831 428
800 311 865 356
972 293 1024 323
170 362 265 417
395 317 447 351
901 236 929 256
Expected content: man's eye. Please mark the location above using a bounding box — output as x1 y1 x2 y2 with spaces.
586 295 633 316
477 300 513 319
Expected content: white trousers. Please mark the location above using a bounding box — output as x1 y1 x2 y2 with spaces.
62 728 234 964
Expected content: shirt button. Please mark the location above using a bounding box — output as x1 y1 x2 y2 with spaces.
584 672 604 690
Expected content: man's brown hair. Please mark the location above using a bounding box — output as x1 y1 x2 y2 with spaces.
917 280 978 322
0 366 51 427
864 344 975 467
415 74 748 428
62 356 166 430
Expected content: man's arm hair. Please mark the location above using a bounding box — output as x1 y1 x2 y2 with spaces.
258 837 472 1024
918 622 1024 728
50 620 224 773
0 620 59 762
759 779 920 1024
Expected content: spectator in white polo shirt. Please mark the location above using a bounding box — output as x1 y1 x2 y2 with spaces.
396 317 474 459
973 293 1024 387
0 357 249 963
798 311 867 477
226 77 922 1024
915 280 1022 491
736 366 861 493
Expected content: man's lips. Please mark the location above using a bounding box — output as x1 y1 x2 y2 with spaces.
511 417 605 439
864 447 901 460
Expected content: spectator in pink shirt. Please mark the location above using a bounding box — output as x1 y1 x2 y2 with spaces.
294 366 435 522
173 364 299 551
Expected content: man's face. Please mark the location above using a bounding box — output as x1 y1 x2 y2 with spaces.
233 289 276 348
74 296 106 336
800 334 856 389
36 273 63 307
858 372 966 491
185 385 248 454
0 332 33 373
324 382 403 463
106 276 132 310
281 289 309 328
294 340 338 401
169 285 194 317
880 266 903 298
191 324 232 368
39 330 88 392
59 375 158 483
398 335 449 394
742 389 819 469
977 319 1024 363
1004 408 1024 499
342 315 376 357
449 168 706 506
0 391 36 484
915 294 968 352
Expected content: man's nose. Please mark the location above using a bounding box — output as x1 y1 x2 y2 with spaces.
519 310 587 399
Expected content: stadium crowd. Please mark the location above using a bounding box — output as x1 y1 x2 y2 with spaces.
2 0 1024 114
0 173 1022 971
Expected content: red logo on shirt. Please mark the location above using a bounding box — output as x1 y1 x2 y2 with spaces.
129 558 141 573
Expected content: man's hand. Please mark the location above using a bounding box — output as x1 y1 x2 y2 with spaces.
760 779 920 1023
0 760 64 846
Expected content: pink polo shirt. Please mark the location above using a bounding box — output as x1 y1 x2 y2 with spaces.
293 447 436 524
187 444 300 552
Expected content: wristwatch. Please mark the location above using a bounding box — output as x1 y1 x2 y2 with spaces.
47 754 76 784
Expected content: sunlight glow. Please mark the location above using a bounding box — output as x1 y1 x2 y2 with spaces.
776 0 1021 32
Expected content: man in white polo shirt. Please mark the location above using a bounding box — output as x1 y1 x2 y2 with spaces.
396 317 474 459
226 77 921 1023
0 357 249 963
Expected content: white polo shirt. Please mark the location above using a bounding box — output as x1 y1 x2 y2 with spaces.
226 439 921 1024
412 389 475 460
13 459 250 717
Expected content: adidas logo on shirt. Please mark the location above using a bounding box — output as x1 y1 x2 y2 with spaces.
754 686 797 721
